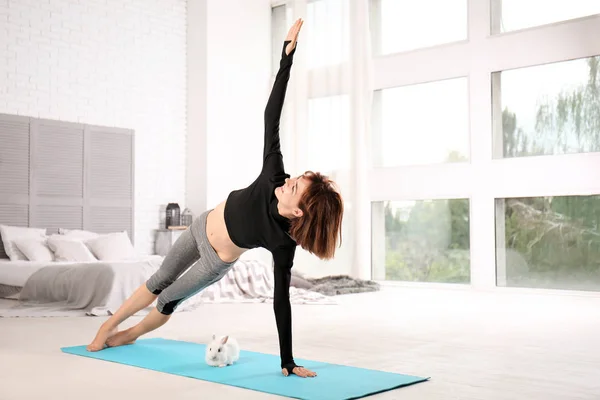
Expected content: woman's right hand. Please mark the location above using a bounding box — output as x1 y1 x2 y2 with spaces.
285 18 304 55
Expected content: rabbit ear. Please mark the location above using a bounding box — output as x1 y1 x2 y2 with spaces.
221 335 229 344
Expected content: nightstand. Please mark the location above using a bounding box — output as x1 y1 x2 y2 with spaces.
155 228 187 256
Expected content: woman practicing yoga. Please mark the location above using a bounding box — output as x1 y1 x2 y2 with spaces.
86 18 343 379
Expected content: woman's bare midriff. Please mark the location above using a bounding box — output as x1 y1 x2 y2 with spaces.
205 200 249 263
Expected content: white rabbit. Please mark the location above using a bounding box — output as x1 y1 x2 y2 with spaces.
205 334 240 367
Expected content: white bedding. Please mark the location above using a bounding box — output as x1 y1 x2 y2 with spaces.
0 256 169 317
0 259 89 287
0 256 162 287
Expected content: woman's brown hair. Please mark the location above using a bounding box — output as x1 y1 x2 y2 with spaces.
289 171 344 260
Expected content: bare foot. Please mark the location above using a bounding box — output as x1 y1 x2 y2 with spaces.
105 328 137 348
86 325 119 352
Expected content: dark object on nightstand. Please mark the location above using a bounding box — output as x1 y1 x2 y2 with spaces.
166 203 181 228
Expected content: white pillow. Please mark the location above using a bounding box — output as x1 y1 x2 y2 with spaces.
0 225 47 261
85 231 137 261
47 235 98 262
13 238 55 262
59 229 100 241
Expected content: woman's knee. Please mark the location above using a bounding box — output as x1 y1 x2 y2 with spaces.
156 293 182 315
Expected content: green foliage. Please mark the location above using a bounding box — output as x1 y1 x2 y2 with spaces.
383 200 470 283
504 197 600 278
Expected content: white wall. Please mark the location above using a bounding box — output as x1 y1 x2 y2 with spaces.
186 0 208 217
205 0 272 208
199 0 274 266
0 0 187 254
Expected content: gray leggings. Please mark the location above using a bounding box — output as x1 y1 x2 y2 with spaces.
146 210 235 315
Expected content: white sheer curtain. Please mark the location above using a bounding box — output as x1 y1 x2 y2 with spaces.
272 0 373 279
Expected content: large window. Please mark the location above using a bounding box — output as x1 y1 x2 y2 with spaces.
271 0 600 294
496 195 600 291
493 56 600 158
370 0 468 56
372 199 470 283
372 77 470 167
492 0 600 33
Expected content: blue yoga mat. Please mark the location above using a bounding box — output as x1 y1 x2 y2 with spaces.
61 338 428 400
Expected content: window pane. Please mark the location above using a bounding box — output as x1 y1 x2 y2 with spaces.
370 0 467 56
372 199 471 283
307 95 350 172
306 0 349 69
372 78 469 167
492 0 600 33
496 195 600 291
493 56 600 158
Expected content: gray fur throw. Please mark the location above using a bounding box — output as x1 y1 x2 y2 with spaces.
290 271 380 296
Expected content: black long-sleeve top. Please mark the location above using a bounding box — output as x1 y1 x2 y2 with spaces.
223 41 299 373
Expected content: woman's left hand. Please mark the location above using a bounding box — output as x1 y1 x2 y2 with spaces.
282 366 317 378
285 18 304 55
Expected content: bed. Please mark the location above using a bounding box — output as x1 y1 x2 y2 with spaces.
0 221 175 316
0 255 168 317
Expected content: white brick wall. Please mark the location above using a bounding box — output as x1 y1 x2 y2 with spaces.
0 0 187 254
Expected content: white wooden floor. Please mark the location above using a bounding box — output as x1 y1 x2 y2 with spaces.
1 286 599 400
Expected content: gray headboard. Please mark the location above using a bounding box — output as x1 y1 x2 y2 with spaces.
0 113 135 258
